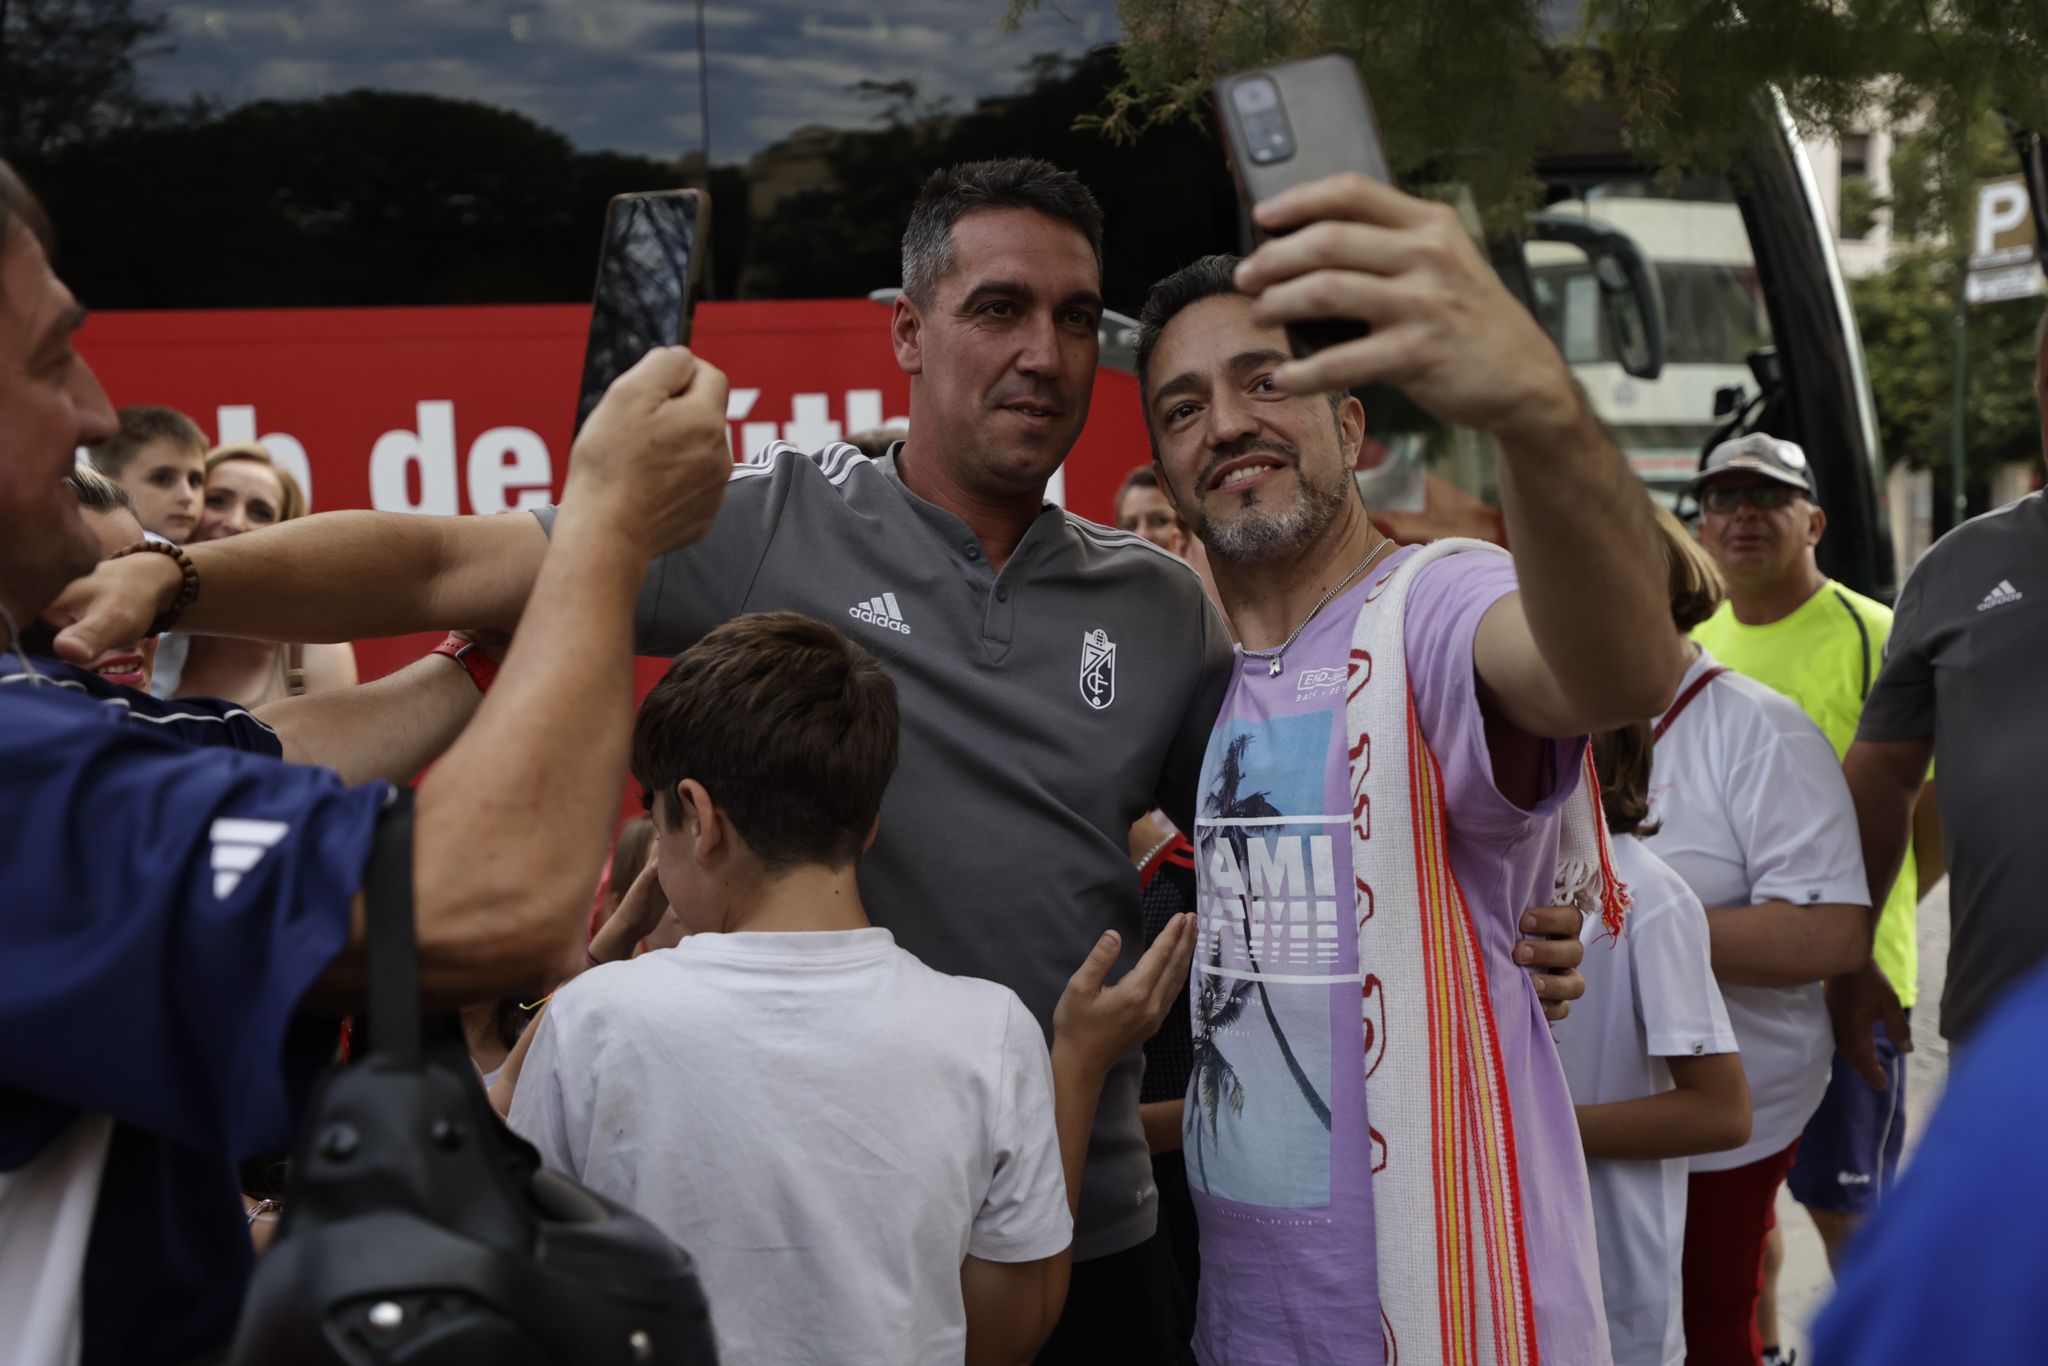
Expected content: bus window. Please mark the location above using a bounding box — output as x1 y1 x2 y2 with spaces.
1531 177 1775 496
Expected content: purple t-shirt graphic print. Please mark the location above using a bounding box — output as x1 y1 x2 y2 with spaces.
1186 548 1610 1366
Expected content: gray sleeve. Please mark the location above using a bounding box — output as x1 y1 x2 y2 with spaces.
1857 551 1936 743
530 459 790 658
1156 591 1234 835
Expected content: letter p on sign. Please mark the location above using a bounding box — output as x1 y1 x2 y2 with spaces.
1971 178 2035 268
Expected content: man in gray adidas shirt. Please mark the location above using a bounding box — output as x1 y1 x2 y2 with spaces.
54 157 1589 1361
1846 306 2048 1046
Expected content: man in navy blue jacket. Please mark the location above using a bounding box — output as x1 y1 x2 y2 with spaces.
0 159 736 1366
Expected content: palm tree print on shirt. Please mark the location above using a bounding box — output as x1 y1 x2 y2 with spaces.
1187 938 1252 1190
1200 731 1334 1136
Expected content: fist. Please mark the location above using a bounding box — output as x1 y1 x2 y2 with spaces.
565 346 733 558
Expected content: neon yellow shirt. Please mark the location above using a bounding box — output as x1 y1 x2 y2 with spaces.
1693 581 1920 1004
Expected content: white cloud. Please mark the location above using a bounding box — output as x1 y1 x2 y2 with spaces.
140 0 1119 159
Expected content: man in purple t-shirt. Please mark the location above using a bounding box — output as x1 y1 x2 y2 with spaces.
1132 175 1685 1365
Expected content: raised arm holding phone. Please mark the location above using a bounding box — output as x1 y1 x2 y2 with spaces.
1123 54 1680 1366
0 145 740 1366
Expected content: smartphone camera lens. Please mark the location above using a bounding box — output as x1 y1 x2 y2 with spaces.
1231 76 1294 164
1231 77 1279 114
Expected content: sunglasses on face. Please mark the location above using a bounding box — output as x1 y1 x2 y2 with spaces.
1701 483 1802 514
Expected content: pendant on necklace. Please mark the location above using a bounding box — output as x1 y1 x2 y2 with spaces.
1267 656 1283 678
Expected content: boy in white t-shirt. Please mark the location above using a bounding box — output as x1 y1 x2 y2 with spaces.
509 612 1196 1366
1554 721 1749 1366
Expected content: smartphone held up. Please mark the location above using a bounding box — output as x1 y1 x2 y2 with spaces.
576 189 708 434
1212 54 1389 359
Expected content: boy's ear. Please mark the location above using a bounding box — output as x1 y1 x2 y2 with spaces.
862 816 881 856
676 779 723 861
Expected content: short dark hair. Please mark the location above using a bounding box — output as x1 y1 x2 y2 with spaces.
1591 722 1659 838
1134 255 1243 403
1114 465 1160 520
631 612 900 872
901 158 1104 306
0 158 53 259
0 159 55 309
88 405 210 478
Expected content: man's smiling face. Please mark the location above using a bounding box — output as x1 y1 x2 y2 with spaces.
1145 293 1357 564
895 207 1102 499
0 222 116 631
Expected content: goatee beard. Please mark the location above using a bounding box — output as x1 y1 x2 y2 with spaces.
1197 466 1352 564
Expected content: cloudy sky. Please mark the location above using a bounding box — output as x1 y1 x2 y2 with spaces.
138 0 1122 161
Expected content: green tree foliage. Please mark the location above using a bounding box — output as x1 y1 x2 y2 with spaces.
0 0 174 161
1850 115 2044 478
1026 0 2048 231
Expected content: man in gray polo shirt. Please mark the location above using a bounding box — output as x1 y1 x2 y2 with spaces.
52 157 1589 1361
1846 306 2048 1046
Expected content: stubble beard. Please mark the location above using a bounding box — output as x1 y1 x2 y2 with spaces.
1194 465 1353 565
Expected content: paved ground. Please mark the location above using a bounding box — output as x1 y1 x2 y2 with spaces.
1771 880 1951 1363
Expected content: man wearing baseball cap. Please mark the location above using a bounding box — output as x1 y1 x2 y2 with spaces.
1688 432 1941 1349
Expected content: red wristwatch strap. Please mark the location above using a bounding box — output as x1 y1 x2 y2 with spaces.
430 634 499 693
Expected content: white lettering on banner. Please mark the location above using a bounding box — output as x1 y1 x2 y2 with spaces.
726 390 909 462
215 406 314 509
784 392 842 450
845 389 884 433
279 387 921 518
370 401 462 515
466 426 553 514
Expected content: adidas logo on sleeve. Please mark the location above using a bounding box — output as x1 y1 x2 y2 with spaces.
849 592 912 635
209 817 290 899
1976 579 2024 612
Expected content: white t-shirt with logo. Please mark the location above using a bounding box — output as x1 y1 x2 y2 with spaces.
1643 648 1870 1172
1554 835 1738 1366
509 926 1073 1366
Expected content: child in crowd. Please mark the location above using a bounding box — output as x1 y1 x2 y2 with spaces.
13 466 158 689
83 404 209 543
507 612 1194 1366
1552 721 1750 1366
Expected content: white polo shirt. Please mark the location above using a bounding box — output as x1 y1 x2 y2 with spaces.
1554 834 1737 1366
1642 649 1870 1172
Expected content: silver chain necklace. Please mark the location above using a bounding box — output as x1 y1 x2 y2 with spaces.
1241 537 1396 678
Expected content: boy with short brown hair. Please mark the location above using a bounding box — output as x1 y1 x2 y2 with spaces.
510 611 1193 1366
85 405 208 542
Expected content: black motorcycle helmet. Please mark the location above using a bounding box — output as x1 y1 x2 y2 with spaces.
228 801 717 1365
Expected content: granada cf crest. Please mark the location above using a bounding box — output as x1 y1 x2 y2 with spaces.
1079 628 1117 711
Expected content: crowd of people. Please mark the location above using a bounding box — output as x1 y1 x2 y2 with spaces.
4 141 2046 1366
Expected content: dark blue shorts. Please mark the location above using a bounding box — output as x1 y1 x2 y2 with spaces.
1788 1011 1910 1214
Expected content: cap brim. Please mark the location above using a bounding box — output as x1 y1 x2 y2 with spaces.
1690 458 1812 493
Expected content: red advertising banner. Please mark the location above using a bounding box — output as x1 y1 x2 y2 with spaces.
83 300 1154 690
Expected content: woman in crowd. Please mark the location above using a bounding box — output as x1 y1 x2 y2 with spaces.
1640 504 1871 1366
166 443 357 705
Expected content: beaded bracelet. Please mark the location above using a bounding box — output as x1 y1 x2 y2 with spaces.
109 540 202 635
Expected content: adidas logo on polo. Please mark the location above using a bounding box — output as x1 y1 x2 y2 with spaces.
849 592 911 635
1977 579 2023 612
209 817 290 899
